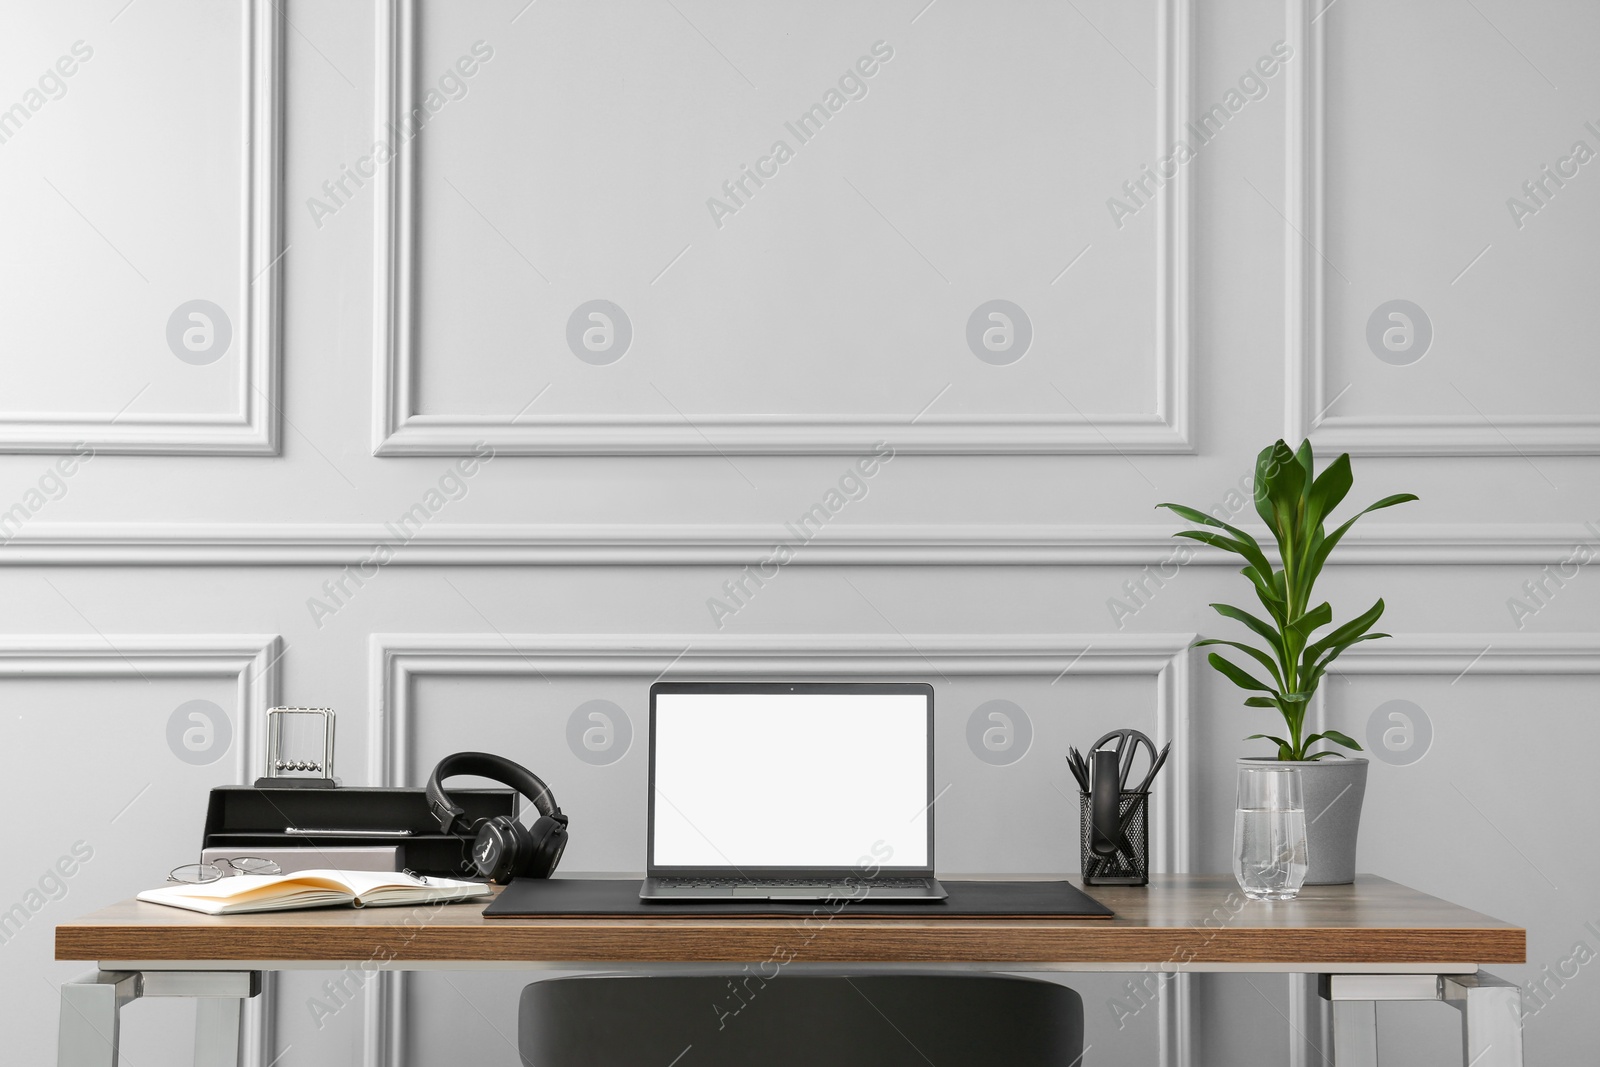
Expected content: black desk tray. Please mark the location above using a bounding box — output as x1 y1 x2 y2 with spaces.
201 785 515 878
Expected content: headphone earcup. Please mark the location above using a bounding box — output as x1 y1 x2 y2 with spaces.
521 815 568 879
471 817 525 884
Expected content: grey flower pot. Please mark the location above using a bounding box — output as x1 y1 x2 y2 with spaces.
1239 757 1368 885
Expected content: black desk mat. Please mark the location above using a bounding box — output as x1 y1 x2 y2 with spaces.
484 878 1112 919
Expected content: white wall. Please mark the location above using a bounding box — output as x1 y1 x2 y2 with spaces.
2 1 1597 1065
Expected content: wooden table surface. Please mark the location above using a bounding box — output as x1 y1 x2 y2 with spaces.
56 874 1524 968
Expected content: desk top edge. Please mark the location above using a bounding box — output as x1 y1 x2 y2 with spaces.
55 874 1525 953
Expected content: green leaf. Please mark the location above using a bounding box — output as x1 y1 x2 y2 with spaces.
1304 599 1386 665
1195 638 1285 689
1294 439 1316 510
1255 441 1304 541
1301 633 1391 693
1157 505 1275 577
1245 733 1295 759
1307 633 1390 679
1206 653 1277 693
1209 603 1288 662
1241 566 1288 623
1172 529 1261 562
1306 452 1353 532
1287 602 1333 644
1316 729 1363 751
1365 492 1422 511
1156 502 1223 527
1301 732 1358 759
1242 696 1280 708
1251 443 1279 528
1313 631 1390 668
1307 494 1420 576
1294 531 1326 608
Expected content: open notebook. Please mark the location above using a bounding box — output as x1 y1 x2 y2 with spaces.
137 870 491 915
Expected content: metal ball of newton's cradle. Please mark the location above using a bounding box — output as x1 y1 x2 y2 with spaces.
275 760 323 773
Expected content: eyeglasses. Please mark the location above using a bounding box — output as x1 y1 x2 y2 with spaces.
168 857 282 884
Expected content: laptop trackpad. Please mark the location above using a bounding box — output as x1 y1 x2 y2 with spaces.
733 886 826 898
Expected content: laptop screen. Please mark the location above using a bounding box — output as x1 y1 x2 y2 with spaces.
649 683 933 872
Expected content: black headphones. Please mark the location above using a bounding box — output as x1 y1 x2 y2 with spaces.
425 752 568 883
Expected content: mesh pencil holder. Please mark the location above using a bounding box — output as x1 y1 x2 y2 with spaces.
1079 790 1150 886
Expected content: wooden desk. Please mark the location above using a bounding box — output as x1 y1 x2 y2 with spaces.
54 875 1525 1067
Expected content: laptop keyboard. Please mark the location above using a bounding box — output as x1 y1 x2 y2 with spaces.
655 877 929 889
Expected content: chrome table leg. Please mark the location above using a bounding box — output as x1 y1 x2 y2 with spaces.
1442 973 1524 1067
1320 972 1524 1067
57 972 138 1067
1330 999 1379 1067
56 970 260 1067
193 997 244 1067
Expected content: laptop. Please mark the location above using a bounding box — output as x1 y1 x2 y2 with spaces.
640 681 947 902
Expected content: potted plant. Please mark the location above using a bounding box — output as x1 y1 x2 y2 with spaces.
1158 440 1417 884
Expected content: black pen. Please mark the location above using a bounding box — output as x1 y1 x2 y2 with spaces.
1066 748 1091 792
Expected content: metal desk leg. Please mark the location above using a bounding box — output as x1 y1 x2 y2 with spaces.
57 971 260 1067
58 972 139 1067
1319 973 1434 1065
1330 1000 1379 1067
1443 973 1524 1067
1320 973 1524 1067
194 998 244 1067
140 972 259 1067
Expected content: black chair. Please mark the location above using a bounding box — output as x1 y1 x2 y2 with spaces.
519 972 1084 1066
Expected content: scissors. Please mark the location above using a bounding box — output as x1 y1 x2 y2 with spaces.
1089 728 1160 792
1087 729 1152 861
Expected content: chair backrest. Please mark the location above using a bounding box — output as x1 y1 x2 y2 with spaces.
519 972 1084 1067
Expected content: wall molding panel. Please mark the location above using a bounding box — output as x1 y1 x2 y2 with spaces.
0 521 1590 566
1283 0 1600 456
368 631 1197 1067
0 0 283 455
371 0 1193 456
1 633 282 1067
368 633 1198 875
0 632 282 791
1316 632 1600 677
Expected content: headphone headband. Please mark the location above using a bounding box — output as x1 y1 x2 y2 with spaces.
425 751 561 835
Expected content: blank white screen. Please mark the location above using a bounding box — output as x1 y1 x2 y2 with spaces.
652 691 929 868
